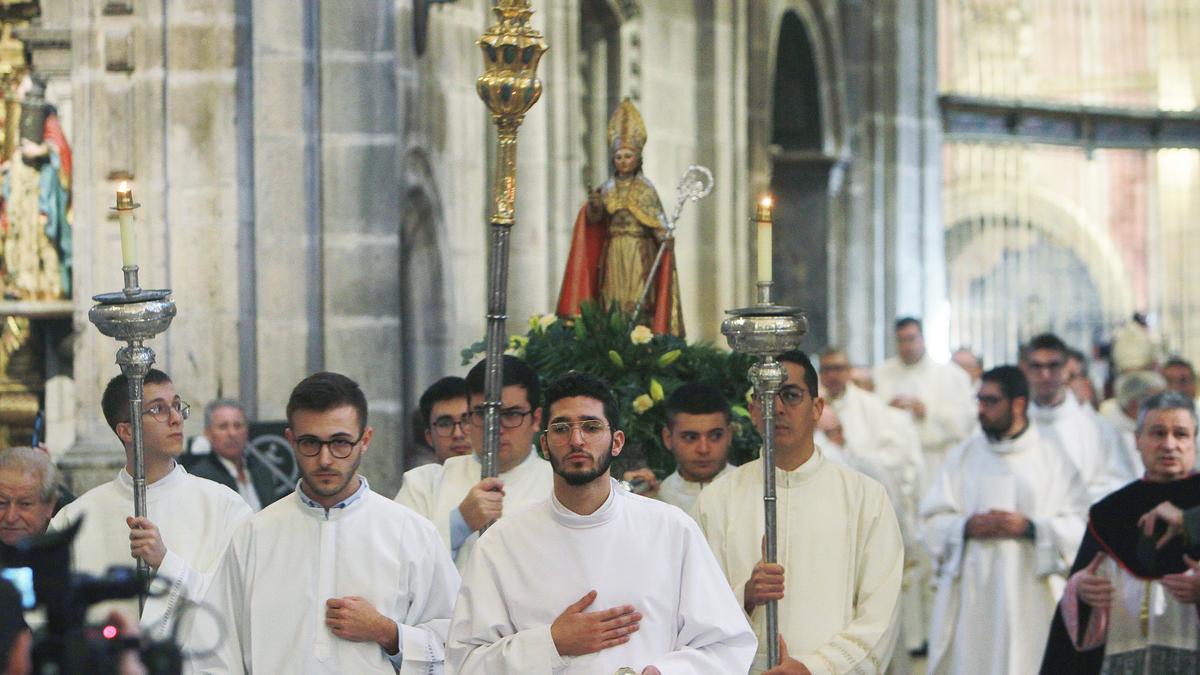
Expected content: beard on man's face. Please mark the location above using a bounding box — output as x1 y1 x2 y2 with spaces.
980 410 1013 440
550 441 615 486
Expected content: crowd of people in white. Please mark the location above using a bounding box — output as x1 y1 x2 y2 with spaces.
1 314 1197 675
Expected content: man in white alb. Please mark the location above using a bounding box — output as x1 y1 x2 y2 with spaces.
1021 333 1133 502
448 372 757 673
396 356 552 568
392 376 471 515
695 350 904 674
49 369 252 639
921 366 1088 674
620 382 734 514
192 372 459 674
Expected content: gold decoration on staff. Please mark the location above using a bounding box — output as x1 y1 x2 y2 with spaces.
475 1 546 485
721 195 806 668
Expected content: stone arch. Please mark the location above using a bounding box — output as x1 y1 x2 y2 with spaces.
398 147 451 450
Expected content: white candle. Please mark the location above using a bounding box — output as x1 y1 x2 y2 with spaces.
755 196 773 283
116 182 136 268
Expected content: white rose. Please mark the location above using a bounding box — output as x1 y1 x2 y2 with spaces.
630 325 653 345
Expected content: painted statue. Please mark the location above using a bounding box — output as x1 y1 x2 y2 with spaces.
1 72 71 299
556 98 684 336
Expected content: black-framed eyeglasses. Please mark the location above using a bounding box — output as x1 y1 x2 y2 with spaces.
545 420 611 445
1026 360 1064 372
776 385 807 407
293 432 365 459
467 407 532 429
142 400 190 423
430 415 469 437
976 394 1005 406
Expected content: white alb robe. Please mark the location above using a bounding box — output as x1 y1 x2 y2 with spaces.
447 479 757 673
919 426 1088 675
873 354 976 472
1098 398 1144 479
192 484 460 674
656 464 732 515
1029 393 1134 502
395 449 552 567
48 464 252 639
693 447 904 674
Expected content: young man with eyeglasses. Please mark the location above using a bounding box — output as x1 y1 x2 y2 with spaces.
393 377 472 525
396 355 552 568
1021 332 1131 502
694 350 904 674
48 369 253 639
194 371 459 674
448 371 756 673
919 366 1088 674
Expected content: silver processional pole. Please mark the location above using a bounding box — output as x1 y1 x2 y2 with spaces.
88 186 177 610
475 1 546 485
721 203 806 669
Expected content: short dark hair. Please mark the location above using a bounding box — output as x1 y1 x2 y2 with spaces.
1136 390 1198 435
101 369 172 431
542 372 621 431
777 350 820 397
465 355 541 410
1065 348 1089 374
419 376 468 425
1163 357 1196 376
665 383 731 427
1023 333 1069 360
981 365 1029 402
286 372 368 431
894 317 922 333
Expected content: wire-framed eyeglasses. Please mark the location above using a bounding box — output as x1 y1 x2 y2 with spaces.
142 400 190 423
545 420 611 445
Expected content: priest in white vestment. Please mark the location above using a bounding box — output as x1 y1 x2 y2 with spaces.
695 351 904 674
1041 391 1200 674
1098 370 1167 476
1021 333 1135 502
620 382 735 515
193 372 459 674
448 372 756 674
920 366 1088 675
396 356 552 568
873 318 976 475
49 370 252 640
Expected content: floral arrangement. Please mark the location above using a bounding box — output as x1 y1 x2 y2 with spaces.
461 302 763 478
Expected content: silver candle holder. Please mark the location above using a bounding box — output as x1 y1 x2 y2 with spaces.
88 198 176 605
721 280 806 668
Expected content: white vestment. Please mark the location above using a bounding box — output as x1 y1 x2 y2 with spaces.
395 450 552 568
873 354 976 472
48 464 252 639
920 426 1088 675
1098 398 1143 479
656 464 732 515
447 479 757 674
693 448 904 674
1029 393 1134 502
192 484 460 674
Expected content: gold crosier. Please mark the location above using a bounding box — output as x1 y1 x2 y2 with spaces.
475 1 546 481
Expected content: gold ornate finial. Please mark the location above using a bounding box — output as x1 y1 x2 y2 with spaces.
607 97 647 153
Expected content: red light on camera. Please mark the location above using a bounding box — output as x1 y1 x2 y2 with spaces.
102 625 119 640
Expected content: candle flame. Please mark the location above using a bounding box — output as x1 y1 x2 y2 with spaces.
118 181 129 192
760 196 773 208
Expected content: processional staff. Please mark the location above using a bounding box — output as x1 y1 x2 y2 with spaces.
475 1 546 485
721 197 807 669
88 182 177 610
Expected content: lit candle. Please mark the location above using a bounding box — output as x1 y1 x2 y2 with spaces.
755 195 773 283
115 181 136 268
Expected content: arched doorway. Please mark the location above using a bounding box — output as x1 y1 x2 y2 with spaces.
770 10 833 347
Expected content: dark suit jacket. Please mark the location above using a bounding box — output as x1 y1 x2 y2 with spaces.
187 452 289 508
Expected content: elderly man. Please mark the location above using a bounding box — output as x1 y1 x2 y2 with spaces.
189 399 289 511
951 348 983 390
1098 370 1167 476
1041 391 1200 674
448 372 756 673
696 350 904 674
194 372 459 674
874 317 976 476
0 447 57 546
921 366 1088 674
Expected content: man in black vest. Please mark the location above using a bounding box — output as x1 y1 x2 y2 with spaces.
189 400 289 511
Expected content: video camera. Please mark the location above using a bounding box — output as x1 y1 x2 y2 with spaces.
0 519 183 675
